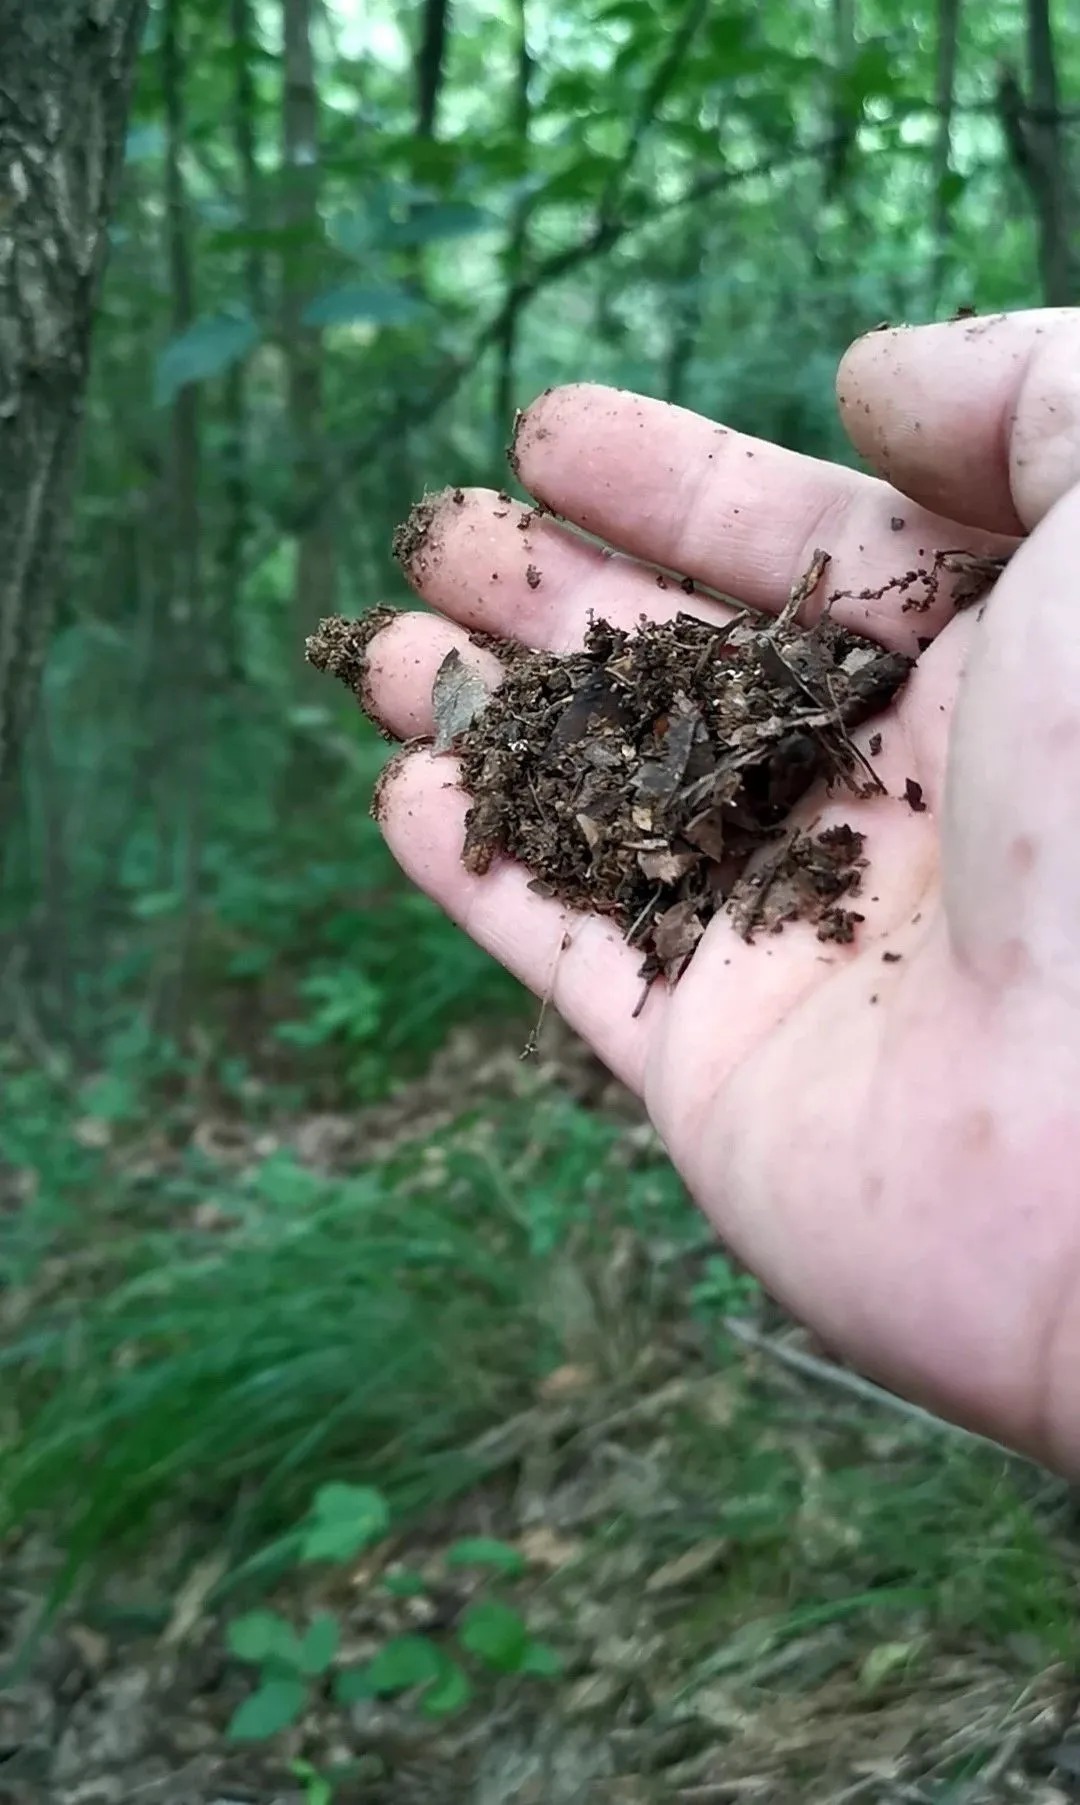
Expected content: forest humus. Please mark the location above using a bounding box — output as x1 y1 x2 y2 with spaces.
307 535 970 1000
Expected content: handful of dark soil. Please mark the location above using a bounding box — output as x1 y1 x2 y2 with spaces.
308 568 914 998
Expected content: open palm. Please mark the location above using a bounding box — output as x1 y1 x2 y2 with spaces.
365 311 1080 1472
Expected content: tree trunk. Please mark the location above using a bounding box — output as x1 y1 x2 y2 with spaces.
415 0 451 140
493 0 533 461
282 0 335 653
664 238 705 409
219 0 264 672
164 0 201 639
931 0 962 306
826 0 856 199
998 0 1076 305
157 0 206 1030
1024 0 1074 303
0 0 147 826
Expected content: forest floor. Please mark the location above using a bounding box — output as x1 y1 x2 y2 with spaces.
2 1021 1080 1805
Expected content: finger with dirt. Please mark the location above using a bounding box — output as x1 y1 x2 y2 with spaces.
508 385 1014 649
838 309 1080 533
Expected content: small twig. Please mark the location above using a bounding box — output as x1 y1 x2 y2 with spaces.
631 973 656 1019
831 1777 888 1804
625 884 663 946
977 1728 1024 1786
676 1786 767 1802
822 673 889 796
723 1317 1007 1454
777 546 831 630
521 929 572 1058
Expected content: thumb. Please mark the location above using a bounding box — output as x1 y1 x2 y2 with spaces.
837 309 1080 535
944 479 1080 993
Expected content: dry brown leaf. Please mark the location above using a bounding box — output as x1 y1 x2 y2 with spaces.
653 900 705 967
432 648 493 752
518 1526 585 1571
687 1375 741 1428
67 1625 110 1673
539 1362 597 1401
637 847 696 883
645 1538 731 1595
161 1554 228 1647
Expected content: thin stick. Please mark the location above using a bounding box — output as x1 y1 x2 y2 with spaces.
520 929 572 1059
776 546 831 630
723 1317 1007 1455
624 884 663 946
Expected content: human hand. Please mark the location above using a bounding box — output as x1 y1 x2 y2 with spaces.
364 309 1080 1472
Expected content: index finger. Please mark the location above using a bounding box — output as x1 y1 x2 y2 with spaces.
511 384 1012 648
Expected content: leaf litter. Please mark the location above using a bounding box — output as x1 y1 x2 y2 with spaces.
308 548 915 1002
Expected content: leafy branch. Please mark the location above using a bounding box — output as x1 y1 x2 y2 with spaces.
309 128 851 530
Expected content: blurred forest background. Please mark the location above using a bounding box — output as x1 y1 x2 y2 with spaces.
1 1 1079 1800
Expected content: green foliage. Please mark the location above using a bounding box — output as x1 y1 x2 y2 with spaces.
690 1255 761 1323
154 311 259 403
228 1609 304 1668
276 970 381 1052
298 1613 341 1675
301 284 427 328
420 1658 473 1717
225 1483 558 1743
458 1598 531 1672
0 1094 691 1567
445 1536 526 1578
381 1567 428 1597
228 1675 307 1741
364 1633 445 1695
299 1484 390 1563
289 1761 338 1805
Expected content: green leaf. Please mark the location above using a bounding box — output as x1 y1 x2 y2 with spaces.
380 202 495 247
154 312 259 406
535 156 617 206
302 284 425 329
131 887 183 920
289 1763 333 1805
300 1483 390 1563
301 1519 371 1562
366 1634 444 1696
275 1019 327 1050
520 1640 564 1678
227 1610 303 1670
843 38 897 109
445 1537 525 1578
457 1599 529 1673
315 1480 389 1523
80 1073 137 1124
226 1676 306 1742
420 1657 472 1717
382 1567 428 1598
333 1665 376 1706
937 168 966 206
298 1612 340 1676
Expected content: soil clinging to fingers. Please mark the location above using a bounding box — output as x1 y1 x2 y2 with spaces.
308 551 914 997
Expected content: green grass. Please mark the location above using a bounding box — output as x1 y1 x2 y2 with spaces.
3 1059 1077 1693
0 1093 695 1578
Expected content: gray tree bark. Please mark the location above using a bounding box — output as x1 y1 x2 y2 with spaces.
0 0 148 821
282 0 335 651
998 0 1077 306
